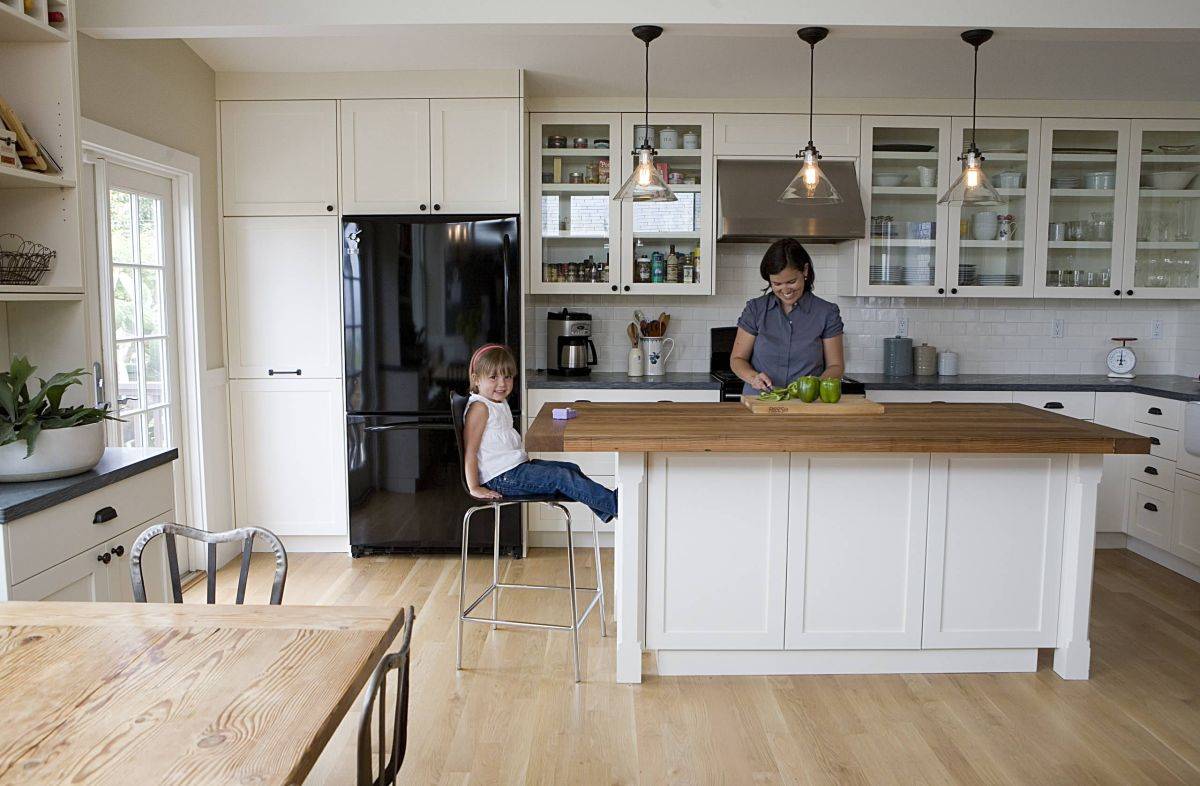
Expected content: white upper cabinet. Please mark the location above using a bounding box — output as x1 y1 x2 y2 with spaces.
220 100 339 216
223 216 342 379
713 114 860 158
430 98 521 213
340 99 431 214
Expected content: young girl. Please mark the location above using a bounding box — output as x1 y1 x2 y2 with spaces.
463 344 617 522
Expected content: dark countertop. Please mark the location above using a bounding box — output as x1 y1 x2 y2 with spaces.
850 373 1200 401
526 371 722 391
0 447 178 524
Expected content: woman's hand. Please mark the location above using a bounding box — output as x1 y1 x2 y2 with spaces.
749 371 774 391
469 485 502 500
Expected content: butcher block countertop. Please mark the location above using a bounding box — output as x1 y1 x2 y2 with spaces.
525 402 1151 454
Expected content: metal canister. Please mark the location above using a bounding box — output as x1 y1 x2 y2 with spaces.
650 252 666 283
914 343 938 376
883 336 914 376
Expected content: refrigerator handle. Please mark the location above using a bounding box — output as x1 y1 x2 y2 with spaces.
501 232 511 349
365 423 454 432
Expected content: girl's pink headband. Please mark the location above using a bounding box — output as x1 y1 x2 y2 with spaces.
469 344 506 375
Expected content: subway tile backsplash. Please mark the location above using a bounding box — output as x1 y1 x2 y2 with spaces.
527 244 1200 377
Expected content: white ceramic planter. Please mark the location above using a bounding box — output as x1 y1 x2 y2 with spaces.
0 421 105 482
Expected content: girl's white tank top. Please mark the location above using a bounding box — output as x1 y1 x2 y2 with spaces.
467 394 528 483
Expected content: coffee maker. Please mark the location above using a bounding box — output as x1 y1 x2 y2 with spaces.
546 308 598 376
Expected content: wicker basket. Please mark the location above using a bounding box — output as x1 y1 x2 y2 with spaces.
0 233 55 286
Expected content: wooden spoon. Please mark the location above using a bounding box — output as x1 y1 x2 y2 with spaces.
627 322 639 347
660 314 670 335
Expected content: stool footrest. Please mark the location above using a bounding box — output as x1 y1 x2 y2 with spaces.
461 582 603 632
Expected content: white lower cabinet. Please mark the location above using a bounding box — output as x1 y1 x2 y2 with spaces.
1171 474 1200 565
1128 479 1174 550
646 452 789 650
785 455 929 649
10 546 111 601
866 390 1014 404
230 379 348 541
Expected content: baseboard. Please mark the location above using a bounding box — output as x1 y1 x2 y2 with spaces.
1125 537 1200 583
266 535 350 554
1095 531 1128 549
653 648 1038 677
528 530 614 548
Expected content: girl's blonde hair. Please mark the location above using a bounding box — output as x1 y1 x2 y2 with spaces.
469 344 517 392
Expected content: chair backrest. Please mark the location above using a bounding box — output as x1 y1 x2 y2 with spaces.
450 391 473 495
357 606 416 786
130 522 288 605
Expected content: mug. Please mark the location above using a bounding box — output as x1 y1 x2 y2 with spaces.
916 165 937 188
971 211 1000 241
641 337 674 376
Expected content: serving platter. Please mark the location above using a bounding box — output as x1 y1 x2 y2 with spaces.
741 394 886 415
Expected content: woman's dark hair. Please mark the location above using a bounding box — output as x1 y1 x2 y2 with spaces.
760 238 814 293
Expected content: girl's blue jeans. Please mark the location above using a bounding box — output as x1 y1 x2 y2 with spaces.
484 459 618 522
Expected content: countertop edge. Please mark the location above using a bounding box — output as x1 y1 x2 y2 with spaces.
0 448 179 524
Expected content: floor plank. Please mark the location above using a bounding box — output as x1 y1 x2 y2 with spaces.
189 547 1200 785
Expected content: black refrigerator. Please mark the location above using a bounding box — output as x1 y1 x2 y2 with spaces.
343 215 522 556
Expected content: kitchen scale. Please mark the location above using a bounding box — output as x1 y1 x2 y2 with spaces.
1107 337 1138 379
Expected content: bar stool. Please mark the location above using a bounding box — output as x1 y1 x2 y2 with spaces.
450 392 605 682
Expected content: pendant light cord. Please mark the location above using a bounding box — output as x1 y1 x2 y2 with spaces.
970 43 979 149
644 41 650 144
807 42 815 147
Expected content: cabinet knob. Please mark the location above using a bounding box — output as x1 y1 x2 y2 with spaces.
1150 436 1161 446
1144 465 1159 476
97 552 112 565
326 205 334 212
1126 289 1134 296
1148 407 1162 416
1043 402 1064 410
420 204 428 211
623 285 631 292
433 204 442 211
93 506 118 524
1144 502 1158 513
111 545 125 557
1113 289 1121 296
950 287 958 294
937 288 945 295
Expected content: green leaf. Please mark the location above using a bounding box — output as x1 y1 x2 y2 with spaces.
18 420 40 458
0 422 15 447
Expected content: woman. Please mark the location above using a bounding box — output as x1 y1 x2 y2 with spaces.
731 238 845 395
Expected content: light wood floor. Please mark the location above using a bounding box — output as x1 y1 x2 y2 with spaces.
199 547 1200 784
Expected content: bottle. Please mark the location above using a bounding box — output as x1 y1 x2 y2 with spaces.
665 244 678 283
651 252 666 283
637 254 651 283
692 243 702 283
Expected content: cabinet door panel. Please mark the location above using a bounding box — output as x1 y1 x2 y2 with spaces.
430 98 520 213
924 454 1067 647
1171 474 1200 565
221 100 338 216
224 217 342 379
230 379 347 538
646 453 788 649
786 455 929 649
340 99 430 214
108 515 174 604
1128 479 1173 549
10 548 110 602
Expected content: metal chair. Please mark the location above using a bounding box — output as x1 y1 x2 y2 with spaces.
450 392 605 683
130 522 288 605
357 606 415 786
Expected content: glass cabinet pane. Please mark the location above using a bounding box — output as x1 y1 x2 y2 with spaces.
869 126 941 287
1043 129 1121 290
538 122 614 286
1131 128 1200 292
955 127 1032 289
627 121 704 286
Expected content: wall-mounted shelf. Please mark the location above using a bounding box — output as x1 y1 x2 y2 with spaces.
0 167 76 189
0 2 68 43
0 286 84 301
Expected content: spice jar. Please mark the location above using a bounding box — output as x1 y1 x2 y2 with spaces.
572 137 589 149
682 131 700 149
637 254 651 283
597 159 610 184
568 171 584 184
547 135 567 148
585 162 600 184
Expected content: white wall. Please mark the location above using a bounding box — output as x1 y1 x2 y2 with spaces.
527 244 1199 377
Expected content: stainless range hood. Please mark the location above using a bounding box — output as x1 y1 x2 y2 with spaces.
716 159 865 243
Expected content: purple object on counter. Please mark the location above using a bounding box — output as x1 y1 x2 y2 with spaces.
552 407 578 420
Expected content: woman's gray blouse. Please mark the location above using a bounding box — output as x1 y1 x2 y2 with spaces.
737 291 844 395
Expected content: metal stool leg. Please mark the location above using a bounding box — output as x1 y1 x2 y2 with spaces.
561 503 582 683
590 513 607 638
491 503 501 630
456 507 472 670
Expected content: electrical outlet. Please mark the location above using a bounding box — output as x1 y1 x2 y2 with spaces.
1052 318 1065 339
898 317 909 337
1151 319 1164 340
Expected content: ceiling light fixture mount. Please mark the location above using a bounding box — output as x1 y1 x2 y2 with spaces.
779 26 842 204
938 28 1002 206
614 24 676 203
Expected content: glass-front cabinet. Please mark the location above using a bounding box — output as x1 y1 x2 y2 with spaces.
529 113 622 294
1122 120 1200 298
858 116 951 296
946 118 1041 297
618 113 713 294
1034 119 1132 298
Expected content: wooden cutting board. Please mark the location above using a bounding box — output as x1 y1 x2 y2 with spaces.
741 393 886 415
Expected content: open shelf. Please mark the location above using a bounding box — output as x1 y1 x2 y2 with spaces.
0 2 67 42
1047 241 1112 250
0 286 84 301
0 166 76 189
1050 189 1116 198
1138 189 1200 198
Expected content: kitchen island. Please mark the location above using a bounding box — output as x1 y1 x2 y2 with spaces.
526 402 1150 684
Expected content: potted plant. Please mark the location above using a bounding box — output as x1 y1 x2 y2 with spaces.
0 356 116 482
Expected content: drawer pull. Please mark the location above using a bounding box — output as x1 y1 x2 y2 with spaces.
111 545 125 557
1143 502 1158 513
1149 437 1161 446
96 552 112 565
1043 402 1064 410
1143 466 1159 476
93 506 118 524
1147 407 1162 416
268 368 302 376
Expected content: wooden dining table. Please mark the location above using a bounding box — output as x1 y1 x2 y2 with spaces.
0 601 407 785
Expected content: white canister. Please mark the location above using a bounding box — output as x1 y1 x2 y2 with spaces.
641 337 674 376
916 165 937 188
634 125 656 149
658 127 679 149
937 351 959 376
681 130 700 149
627 345 644 377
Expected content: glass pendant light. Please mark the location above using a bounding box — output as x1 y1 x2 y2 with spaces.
779 27 842 204
938 29 1002 206
614 25 676 203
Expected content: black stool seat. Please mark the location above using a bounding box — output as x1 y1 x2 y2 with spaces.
480 492 570 505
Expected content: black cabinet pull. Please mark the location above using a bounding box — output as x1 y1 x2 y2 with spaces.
611 285 618 292
1144 502 1158 513
433 204 442 211
111 545 125 557
1144 466 1159 475
1126 289 1134 296
1150 437 1161 446
950 287 958 294
93 506 117 524
419 203 427 211
325 205 334 212
268 369 302 376
1043 402 1064 410
1148 407 1162 416
937 288 945 295
97 552 112 565
623 285 631 292
1113 289 1121 296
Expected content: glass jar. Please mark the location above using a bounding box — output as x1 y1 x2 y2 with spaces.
637 254 651 283
568 171 584 184
585 162 600 184
681 130 700 149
